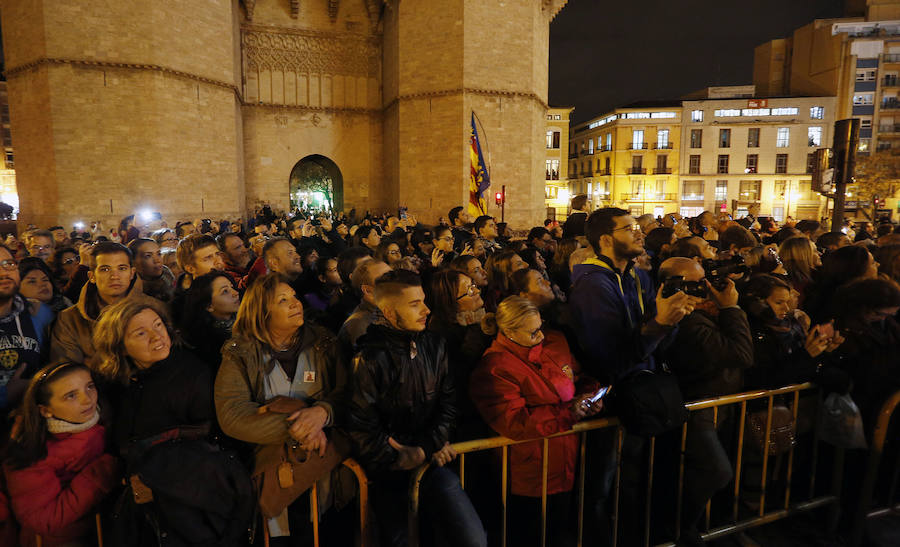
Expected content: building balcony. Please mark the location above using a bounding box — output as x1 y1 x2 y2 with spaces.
596 169 611 176
881 99 900 110
879 124 900 134
568 153 578 159
620 192 677 202
653 167 672 174
545 172 560 181
885 77 900 87
681 193 706 201
884 53 900 63
628 167 647 174
628 142 649 150
593 191 611 200
581 150 594 156
654 142 674 150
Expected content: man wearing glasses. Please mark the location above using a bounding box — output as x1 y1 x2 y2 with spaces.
568 207 700 545
26 230 55 265
0 244 57 410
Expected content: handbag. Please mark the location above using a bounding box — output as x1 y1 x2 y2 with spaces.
748 405 796 456
612 369 689 437
819 392 867 449
253 431 350 518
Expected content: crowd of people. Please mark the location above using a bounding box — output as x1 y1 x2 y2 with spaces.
0 198 898 547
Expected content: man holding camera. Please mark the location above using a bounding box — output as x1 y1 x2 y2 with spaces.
658 257 754 546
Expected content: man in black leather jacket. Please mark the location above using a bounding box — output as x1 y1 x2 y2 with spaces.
346 269 487 547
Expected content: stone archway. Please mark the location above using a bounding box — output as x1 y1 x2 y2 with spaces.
288 155 344 213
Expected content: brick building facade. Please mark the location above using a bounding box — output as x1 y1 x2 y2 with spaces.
1 0 567 228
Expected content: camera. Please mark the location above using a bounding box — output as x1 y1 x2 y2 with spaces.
701 256 750 290
661 275 708 299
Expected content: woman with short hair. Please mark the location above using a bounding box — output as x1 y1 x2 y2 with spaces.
93 298 252 546
471 296 599 547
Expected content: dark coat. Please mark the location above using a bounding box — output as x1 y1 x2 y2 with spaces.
109 347 253 547
428 318 493 441
345 323 456 477
562 211 587 239
664 307 754 400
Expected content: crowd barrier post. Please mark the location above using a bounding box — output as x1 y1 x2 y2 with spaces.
849 389 900 547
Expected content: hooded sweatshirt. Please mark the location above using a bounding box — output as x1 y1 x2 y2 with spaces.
0 295 51 409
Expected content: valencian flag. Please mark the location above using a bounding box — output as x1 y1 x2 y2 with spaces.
468 111 490 217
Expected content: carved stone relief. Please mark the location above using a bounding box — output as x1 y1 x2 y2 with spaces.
243 28 380 78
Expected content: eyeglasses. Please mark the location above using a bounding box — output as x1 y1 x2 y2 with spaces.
456 284 480 299
0 259 16 271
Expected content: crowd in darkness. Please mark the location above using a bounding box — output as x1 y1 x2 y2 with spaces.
0 196 899 547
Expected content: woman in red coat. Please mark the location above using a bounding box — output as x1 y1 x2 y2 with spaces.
470 296 601 547
4 363 119 547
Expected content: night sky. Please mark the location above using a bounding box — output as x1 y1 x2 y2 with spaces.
549 0 846 124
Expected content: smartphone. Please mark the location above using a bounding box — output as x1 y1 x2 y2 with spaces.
587 386 611 405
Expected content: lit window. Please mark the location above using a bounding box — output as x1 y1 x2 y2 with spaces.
859 139 870 152
741 108 771 116
554 114 561 120
771 107 799 116
691 110 703 122
632 130 644 149
715 109 741 117
682 181 704 200
588 139 594 153
657 129 669 148
605 133 612 151
776 127 790 147
853 94 874 105
810 106 824 119
808 126 822 147
715 180 727 201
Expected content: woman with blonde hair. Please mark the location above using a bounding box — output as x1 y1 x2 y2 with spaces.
470 296 600 547
215 273 353 543
92 298 253 546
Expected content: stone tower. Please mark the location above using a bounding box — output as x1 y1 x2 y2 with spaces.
1 0 567 228
383 0 567 227
1 0 245 228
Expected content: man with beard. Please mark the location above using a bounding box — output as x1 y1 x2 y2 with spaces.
0 245 53 411
568 208 697 545
347 270 486 547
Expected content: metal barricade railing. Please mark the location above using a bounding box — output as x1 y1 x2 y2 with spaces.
849 389 900 547
407 382 842 547
262 458 371 547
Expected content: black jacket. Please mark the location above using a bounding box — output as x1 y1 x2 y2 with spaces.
428 318 493 442
664 307 754 400
345 323 456 476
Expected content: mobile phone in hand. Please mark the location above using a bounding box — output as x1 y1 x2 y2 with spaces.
587 386 611 405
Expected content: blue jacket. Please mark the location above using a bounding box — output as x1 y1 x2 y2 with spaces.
568 256 674 383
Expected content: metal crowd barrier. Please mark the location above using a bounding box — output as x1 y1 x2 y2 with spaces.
407 382 844 547
849 388 900 547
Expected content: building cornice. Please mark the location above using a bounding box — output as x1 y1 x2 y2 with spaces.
384 87 549 111
4 57 243 100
